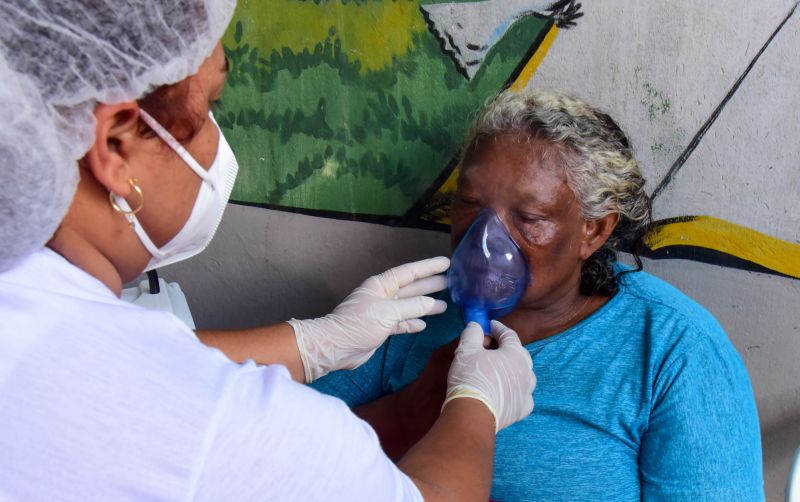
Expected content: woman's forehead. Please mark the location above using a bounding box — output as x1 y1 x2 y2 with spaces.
461 135 567 185
457 134 578 212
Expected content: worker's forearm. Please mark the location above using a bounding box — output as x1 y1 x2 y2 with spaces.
196 323 305 382
398 398 495 502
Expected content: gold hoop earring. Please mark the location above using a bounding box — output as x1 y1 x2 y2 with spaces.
109 178 144 225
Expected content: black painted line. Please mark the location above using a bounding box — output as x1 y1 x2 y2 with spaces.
651 1 798 201
229 200 451 233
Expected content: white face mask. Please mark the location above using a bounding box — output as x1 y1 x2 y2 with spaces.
113 109 239 271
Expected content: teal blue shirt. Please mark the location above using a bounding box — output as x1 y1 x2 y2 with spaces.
313 267 764 501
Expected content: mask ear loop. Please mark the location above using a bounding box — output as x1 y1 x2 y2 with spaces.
110 187 164 261
108 178 160 291
138 109 215 185
108 178 144 227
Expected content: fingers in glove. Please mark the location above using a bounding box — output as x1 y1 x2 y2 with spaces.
395 318 427 334
491 320 520 346
391 296 447 322
492 320 533 370
458 321 485 349
395 274 447 299
429 299 448 316
523 394 535 416
372 257 450 296
528 372 538 396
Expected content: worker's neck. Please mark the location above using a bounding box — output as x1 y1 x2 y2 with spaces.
47 171 154 297
48 225 124 297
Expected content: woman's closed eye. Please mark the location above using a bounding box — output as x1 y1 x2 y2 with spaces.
516 211 546 224
456 195 481 207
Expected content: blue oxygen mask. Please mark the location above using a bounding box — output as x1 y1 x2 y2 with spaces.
447 209 531 333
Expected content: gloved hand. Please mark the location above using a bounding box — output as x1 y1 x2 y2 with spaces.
443 320 536 432
288 257 450 383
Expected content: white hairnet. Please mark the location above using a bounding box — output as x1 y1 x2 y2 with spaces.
0 0 236 272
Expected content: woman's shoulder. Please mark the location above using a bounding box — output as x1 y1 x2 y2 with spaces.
601 263 745 376
613 263 724 337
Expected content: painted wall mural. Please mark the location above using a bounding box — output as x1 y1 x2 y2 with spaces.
218 0 579 224
219 0 799 280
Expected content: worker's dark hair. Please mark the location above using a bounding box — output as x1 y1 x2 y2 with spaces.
138 79 205 144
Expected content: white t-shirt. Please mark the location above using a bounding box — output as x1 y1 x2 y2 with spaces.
0 249 422 501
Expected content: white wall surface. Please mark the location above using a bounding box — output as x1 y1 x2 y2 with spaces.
531 0 799 241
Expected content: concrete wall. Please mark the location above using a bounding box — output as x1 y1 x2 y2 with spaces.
160 1 800 499
164 206 450 329
528 0 800 278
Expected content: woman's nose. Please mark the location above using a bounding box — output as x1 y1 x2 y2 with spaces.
487 208 527 245
486 207 512 228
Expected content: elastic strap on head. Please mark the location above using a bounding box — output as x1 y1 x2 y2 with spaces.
111 194 165 260
138 109 214 184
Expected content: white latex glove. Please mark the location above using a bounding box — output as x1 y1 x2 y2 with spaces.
443 320 536 432
288 257 450 382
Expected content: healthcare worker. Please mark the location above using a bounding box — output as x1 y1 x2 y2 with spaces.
0 1 537 500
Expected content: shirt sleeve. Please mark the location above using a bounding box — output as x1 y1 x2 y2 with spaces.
189 362 423 502
639 328 764 501
310 339 391 407
311 333 416 407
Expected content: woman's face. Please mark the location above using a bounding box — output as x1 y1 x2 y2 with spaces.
129 43 229 248
450 133 593 309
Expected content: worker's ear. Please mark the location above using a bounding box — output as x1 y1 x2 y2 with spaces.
80 102 141 197
579 213 620 260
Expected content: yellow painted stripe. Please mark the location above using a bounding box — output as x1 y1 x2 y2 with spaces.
438 168 459 196
431 167 459 225
644 216 800 278
227 1 426 73
510 24 559 92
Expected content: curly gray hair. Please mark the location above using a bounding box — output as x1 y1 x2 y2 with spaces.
459 89 652 296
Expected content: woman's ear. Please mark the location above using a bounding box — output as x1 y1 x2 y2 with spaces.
80 102 141 197
580 212 620 260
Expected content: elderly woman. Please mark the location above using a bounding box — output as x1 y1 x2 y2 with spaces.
313 89 764 500
0 1 537 499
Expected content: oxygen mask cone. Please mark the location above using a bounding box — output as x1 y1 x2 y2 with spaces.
447 209 531 333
